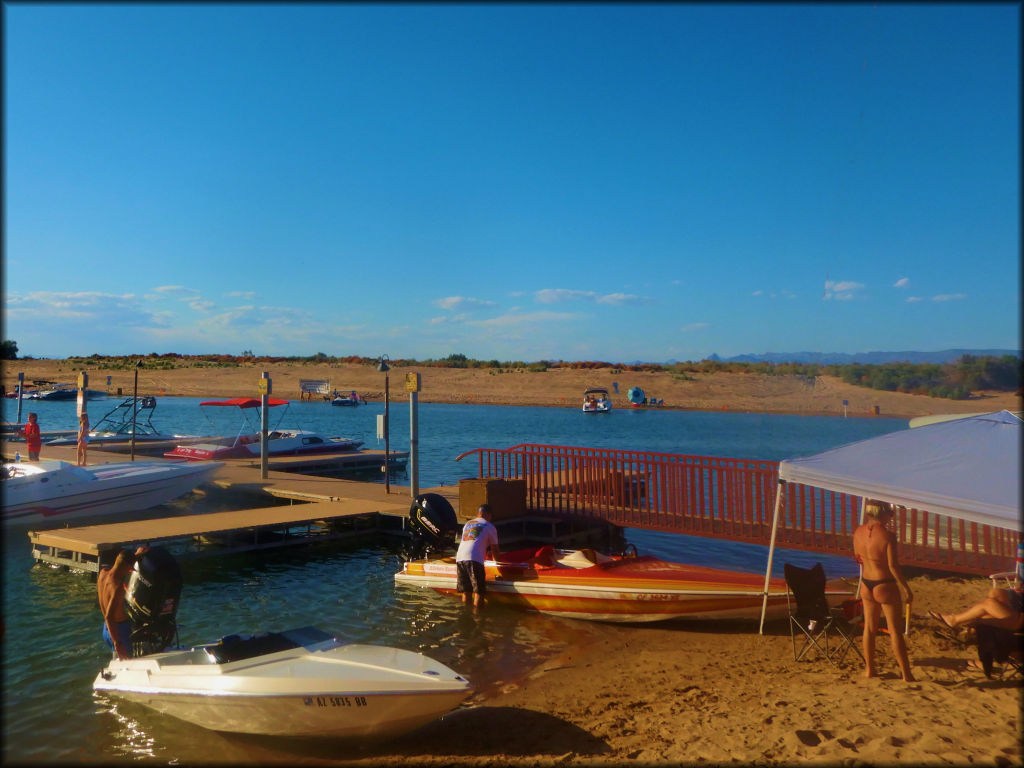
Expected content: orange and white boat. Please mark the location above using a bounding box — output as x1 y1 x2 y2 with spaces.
395 546 853 623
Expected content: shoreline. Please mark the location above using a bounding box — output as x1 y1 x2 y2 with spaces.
222 573 1023 766
4 359 1020 420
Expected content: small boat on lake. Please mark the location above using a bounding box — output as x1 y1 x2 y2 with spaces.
163 397 363 460
1 459 221 527
331 390 364 406
32 382 108 400
94 626 472 738
47 396 200 446
165 429 364 461
94 549 471 738
582 388 612 414
395 546 853 623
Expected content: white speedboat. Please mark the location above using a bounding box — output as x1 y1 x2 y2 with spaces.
331 389 364 406
1 459 221 526
582 388 612 413
93 626 472 738
47 396 200 446
165 429 364 460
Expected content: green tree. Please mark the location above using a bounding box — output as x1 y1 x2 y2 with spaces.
1 340 18 359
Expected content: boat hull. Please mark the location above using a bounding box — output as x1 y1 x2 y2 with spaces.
94 631 472 737
165 432 363 461
395 551 851 623
2 460 221 526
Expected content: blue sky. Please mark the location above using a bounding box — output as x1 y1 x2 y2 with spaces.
4 3 1020 362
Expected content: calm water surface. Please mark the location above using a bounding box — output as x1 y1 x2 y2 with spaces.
2 398 905 763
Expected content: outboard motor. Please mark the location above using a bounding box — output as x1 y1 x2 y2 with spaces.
125 546 182 656
406 493 460 559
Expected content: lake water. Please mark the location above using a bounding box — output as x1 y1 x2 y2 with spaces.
2 397 906 763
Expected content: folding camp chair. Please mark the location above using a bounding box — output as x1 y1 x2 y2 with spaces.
973 623 1024 680
784 562 864 667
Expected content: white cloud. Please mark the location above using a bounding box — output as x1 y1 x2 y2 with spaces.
752 290 764 296
5 291 169 327
823 279 865 301
153 285 201 299
894 277 910 288
476 310 579 327
932 293 966 302
596 293 654 306
535 288 597 304
535 288 653 306
433 296 497 311
906 296 924 303
225 291 258 300
681 322 709 332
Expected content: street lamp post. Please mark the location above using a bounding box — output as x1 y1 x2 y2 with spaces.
130 360 142 461
377 355 391 493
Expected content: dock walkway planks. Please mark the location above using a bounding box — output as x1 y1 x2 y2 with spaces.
30 496 413 573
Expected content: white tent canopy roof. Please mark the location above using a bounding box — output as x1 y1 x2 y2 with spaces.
778 410 1022 531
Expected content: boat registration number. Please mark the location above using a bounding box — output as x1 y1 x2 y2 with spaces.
309 695 368 708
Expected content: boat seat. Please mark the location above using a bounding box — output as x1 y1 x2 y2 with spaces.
557 549 614 568
204 632 301 664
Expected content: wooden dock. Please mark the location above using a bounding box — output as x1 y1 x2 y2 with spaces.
28 497 413 573
4 442 617 574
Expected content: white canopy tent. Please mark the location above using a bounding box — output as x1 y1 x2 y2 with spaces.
759 410 1023 632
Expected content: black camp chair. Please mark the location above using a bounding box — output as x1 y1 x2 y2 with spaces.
973 623 1024 680
784 562 863 667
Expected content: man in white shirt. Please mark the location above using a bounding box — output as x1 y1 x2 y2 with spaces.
455 504 499 608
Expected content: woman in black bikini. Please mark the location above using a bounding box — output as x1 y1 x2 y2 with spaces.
852 500 915 682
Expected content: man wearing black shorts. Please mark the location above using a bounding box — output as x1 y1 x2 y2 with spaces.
455 504 499 608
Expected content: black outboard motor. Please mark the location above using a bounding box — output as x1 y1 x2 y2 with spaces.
125 546 182 656
406 493 460 559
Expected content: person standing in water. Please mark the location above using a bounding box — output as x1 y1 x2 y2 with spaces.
852 500 915 682
455 504 499 609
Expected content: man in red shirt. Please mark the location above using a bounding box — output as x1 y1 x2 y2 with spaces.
18 412 42 461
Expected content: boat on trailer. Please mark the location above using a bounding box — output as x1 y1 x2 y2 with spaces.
396 545 854 623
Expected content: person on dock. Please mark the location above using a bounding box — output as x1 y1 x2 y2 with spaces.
853 500 915 682
18 412 41 461
97 546 147 659
456 504 499 609
76 411 89 466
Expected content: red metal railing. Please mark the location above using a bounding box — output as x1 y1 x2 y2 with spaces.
456 444 1018 576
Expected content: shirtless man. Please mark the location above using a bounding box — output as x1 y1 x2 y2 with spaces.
97 546 147 659
852 500 915 682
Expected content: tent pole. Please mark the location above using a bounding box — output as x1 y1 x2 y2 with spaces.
855 497 867 596
759 479 786 635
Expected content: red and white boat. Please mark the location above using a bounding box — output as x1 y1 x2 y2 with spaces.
163 398 363 461
395 546 853 623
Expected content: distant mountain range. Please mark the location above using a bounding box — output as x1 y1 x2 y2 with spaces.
698 349 1022 365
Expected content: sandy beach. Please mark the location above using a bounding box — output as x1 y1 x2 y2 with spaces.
4 359 1021 764
230 575 1023 767
3 358 1020 419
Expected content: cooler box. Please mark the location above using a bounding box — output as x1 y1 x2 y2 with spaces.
458 477 527 522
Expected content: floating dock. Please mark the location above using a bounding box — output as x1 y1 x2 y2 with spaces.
28 497 413 573
7 442 612 575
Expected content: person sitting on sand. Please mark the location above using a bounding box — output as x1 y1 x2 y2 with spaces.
852 500 915 682
930 587 1024 634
